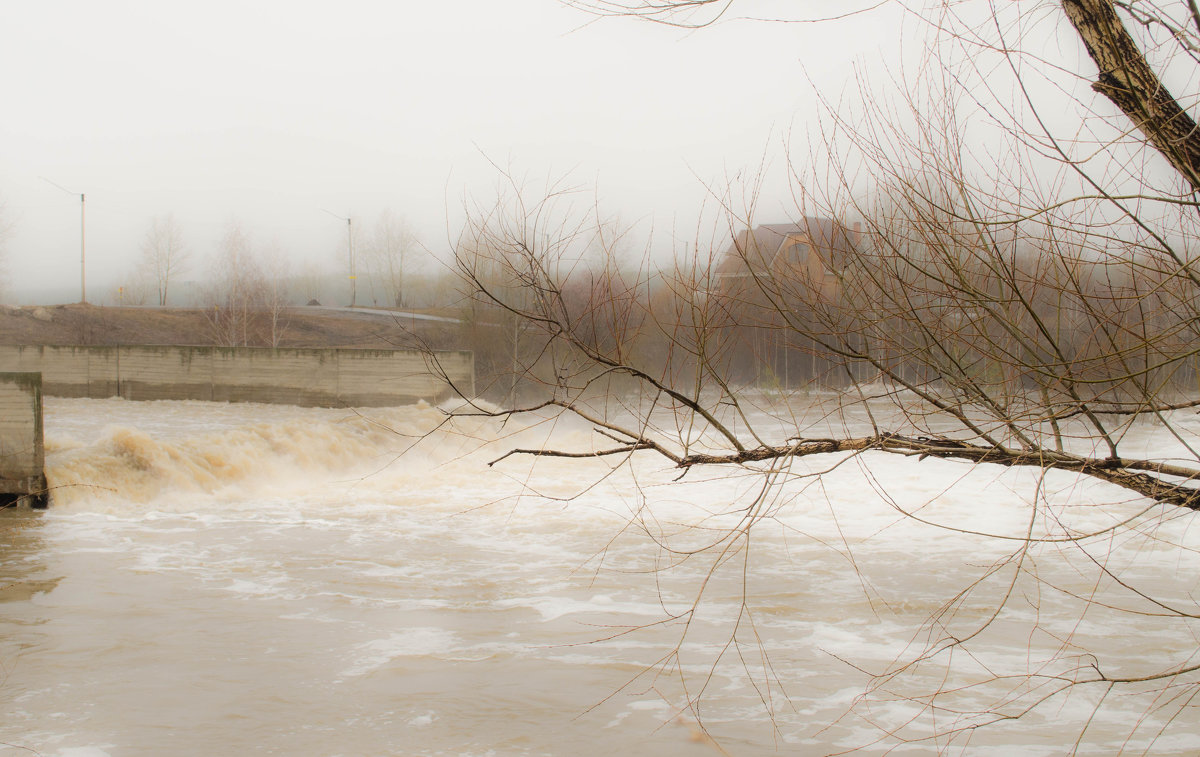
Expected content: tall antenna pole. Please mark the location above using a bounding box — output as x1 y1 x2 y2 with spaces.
80 193 86 303
322 209 356 308
41 178 87 303
347 217 356 308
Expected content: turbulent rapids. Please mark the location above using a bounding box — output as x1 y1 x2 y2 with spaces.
43 400 486 509
0 397 1197 756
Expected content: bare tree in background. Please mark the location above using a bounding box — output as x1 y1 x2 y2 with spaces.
110 277 150 307
0 196 12 302
297 261 329 306
258 243 293 347
454 176 620 401
140 213 189 306
363 210 418 308
204 223 266 347
443 0 1200 751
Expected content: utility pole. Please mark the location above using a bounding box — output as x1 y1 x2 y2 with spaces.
42 178 86 303
322 209 356 308
80 192 86 303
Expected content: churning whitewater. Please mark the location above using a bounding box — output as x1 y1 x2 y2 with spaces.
0 397 1196 756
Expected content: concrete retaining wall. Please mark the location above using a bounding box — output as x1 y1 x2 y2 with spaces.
0 345 473 408
0 372 46 508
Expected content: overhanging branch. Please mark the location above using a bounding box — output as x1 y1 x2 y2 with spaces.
490 429 1200 510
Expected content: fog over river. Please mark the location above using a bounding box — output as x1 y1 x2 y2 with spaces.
0 397 1197 756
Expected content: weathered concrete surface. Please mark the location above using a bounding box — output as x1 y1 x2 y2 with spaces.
0 346 474 408
0 372 46 508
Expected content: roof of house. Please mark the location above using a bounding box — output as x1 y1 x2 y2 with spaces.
716 218 857 278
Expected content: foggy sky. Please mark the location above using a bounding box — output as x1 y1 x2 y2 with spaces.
1 0 898 302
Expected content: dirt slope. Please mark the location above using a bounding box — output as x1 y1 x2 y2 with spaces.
0 304 456 350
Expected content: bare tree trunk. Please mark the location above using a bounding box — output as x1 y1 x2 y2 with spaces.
1062 0 1200 191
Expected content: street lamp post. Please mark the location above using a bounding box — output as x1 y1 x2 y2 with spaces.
42 178 86 303
322 209 356 308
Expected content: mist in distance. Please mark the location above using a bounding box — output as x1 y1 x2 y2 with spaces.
0 0 897 304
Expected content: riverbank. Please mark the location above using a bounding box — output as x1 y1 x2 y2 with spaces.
0 303 457 350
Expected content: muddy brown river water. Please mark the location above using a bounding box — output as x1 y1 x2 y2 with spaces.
0 397 1196 755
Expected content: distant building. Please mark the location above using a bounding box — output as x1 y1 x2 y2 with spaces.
708 218 864 386
714 218 861 302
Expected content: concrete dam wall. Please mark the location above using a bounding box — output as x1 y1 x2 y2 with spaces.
0 345 474 407
0 372 46 507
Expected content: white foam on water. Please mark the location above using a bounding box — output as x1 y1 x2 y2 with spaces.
342 628 462 676
494 594 668 622
408 711 437 727
3 396 1197 755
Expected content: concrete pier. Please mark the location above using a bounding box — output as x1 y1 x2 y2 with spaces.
0 372 46 508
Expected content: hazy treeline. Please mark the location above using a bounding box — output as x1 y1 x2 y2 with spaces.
65 187 1200 418
109 211 445 308
456 202 1200 414
97 211 461 348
